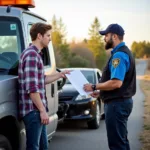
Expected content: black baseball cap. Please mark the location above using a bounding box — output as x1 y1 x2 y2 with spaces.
99 24 125 36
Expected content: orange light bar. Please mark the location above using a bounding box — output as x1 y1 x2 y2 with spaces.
0 0 35 8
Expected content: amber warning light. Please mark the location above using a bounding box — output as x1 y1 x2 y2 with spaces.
0 0 35 8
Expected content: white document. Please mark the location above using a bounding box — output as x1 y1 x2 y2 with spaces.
66 70 92 96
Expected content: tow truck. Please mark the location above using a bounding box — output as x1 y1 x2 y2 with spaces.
0 0 67 149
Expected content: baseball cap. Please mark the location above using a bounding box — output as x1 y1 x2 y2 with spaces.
99 24 125 36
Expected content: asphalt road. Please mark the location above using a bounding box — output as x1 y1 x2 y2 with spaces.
49 60 147 150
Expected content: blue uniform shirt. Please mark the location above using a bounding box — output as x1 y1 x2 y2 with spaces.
109 42 130 81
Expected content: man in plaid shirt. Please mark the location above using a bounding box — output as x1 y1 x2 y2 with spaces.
18 23 69 150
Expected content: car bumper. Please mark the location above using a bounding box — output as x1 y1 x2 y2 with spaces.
59 98 97 121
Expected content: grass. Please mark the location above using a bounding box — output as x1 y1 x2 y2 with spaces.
140 59 150 150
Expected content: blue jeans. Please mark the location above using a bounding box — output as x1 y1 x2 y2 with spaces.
23 111 48 150
104 98 133 150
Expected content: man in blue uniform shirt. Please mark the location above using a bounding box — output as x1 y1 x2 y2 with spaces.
84 23 136 150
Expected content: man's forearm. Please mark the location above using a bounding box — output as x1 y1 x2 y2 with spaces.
30 92 46 112
45 73 61 84
96 79 122 91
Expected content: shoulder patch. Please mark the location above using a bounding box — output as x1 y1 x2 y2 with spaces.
112 58 120 68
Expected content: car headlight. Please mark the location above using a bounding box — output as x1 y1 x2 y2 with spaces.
75 94 90 101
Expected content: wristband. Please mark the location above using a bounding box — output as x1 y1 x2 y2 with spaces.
91 84 96 91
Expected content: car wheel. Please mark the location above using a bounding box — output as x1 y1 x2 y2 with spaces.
0 135 12 150
87 101 101 129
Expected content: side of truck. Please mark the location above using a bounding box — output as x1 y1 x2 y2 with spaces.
0 1 64 149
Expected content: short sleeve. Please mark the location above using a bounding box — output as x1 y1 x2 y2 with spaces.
109 52 130 81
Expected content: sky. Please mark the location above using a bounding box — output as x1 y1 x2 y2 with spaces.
31 0 150 48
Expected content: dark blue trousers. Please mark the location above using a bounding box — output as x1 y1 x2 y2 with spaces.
23 111 48 150
104 98 133 150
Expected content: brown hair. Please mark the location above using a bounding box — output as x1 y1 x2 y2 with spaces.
111 33 124 41
30 23 52 41
118 35 124 41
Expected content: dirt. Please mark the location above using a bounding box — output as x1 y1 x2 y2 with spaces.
140 60 150 150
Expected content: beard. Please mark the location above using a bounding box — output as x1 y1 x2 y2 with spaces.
105 37 114 50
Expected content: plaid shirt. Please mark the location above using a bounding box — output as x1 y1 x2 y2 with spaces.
18 45 48 118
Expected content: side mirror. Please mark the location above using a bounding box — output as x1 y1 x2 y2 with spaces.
56 68 66 90
98 77 102 83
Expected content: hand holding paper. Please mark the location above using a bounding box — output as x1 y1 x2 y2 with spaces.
83 83 93 92
65 70 92 96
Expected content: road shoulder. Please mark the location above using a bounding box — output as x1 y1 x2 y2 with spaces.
140 59 150 150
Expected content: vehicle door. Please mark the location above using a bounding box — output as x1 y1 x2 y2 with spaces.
96 70 104 113
23 13 57 134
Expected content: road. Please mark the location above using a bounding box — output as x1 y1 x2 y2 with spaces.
49 60 147 150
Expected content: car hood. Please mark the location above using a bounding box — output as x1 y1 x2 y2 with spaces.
59 84 79 96
0 75 17 83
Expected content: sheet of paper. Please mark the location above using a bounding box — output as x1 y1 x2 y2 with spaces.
66 70 92 96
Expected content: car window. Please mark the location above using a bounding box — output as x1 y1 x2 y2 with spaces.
0 17 24 74
41 47 50 67
97 72 101 82
27 24 33 44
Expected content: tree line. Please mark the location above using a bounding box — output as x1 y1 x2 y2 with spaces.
51 15 150 70
51 16 107 70
131 41 150 58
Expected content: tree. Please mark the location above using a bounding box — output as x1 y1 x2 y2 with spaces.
131 41 138 57
58 17 67 42
51 15 71 68
131 41 150 58
87 17 107 69
144 42 150 58
69 55 90 67
70 42 96 67
51 15 62 46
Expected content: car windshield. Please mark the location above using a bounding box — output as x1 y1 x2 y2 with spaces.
65 70 96 84
0 18 23 75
